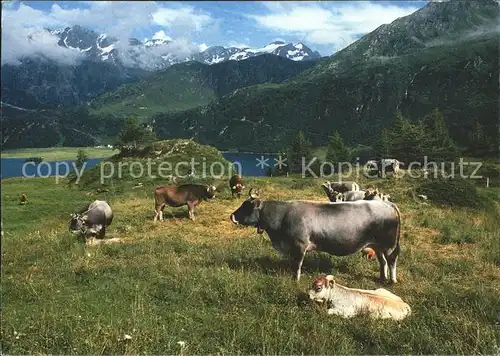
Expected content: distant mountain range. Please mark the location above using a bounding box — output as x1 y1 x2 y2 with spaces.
89 54 323 118
2 0 499 154
152 0 500 152
1 25 321 109
51 25 321 69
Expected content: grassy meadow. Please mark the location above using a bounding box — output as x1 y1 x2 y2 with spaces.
1 173 500 354
1 147 118 161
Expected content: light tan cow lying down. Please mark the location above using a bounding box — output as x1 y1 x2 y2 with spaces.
85 237 124 246
308 275 411 320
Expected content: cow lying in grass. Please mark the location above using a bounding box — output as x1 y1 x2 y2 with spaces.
308 275 411 320
363 188 391 202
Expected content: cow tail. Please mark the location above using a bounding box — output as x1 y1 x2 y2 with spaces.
389 202 402 260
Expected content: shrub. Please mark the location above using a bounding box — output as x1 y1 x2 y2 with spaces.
24 157 43 164
417 177 495 210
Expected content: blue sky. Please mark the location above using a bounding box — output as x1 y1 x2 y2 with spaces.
2 1 428 65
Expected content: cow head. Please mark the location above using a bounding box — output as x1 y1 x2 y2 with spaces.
231 183 245 192
68 213 88 233
321 182 342 202
205 185 217 199
308 275 335 303
230 188 262 227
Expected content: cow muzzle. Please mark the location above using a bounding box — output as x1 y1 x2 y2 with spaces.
230 214 238 224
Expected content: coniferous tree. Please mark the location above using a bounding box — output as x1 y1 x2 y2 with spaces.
326 130 351 164
468 119 495 157
288 131 312 173
116 118 155 152
382 111 427 163
75 149 88 171
422 108 460 162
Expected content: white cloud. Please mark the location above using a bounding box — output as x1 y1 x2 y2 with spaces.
250 1 421 51
198 42 209 52
152 6 212 36
152 30 172 41
1 24 85 66
1 4 85 65
1 1 215 67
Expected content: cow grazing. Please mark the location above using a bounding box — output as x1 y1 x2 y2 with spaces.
378 159 404 177
154 184 216 222
69 200 114 239
229 174 245 198
321 182 343 202
365 160 378 172
308 275 411 320
230 189 402 282
19 193 28 205
366 159 404 177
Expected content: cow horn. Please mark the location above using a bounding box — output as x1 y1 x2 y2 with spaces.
325 275 335 287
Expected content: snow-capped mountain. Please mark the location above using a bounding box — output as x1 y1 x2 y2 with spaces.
49 26 321 70
1 25 323 109
193 41 321 64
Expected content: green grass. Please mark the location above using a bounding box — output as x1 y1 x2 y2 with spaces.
1 147 118 161
2 174 500 354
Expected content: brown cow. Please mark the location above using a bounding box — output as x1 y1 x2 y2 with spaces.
154 184 216 222
20 193 28 205
229 174 245 198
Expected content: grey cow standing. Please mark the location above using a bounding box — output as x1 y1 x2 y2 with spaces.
69 200 114 239
230 189 401 283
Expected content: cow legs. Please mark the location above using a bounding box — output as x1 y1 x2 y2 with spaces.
154 203 165 222
290 246 308 282
187 202 196 221
385 245 400 283
387 255 398 283
375 251 389 282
